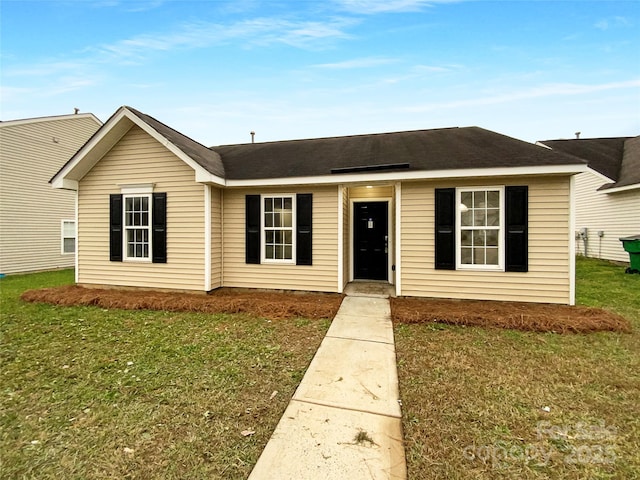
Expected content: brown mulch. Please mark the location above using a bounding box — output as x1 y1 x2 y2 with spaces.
21 285 631 333
391 297 632 334
20 285 343 320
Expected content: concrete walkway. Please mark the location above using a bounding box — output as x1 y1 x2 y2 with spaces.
248 289 406 479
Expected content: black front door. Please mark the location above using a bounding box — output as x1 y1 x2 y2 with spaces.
354 201 388 280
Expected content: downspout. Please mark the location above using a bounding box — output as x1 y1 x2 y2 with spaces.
75 188 79 284
204 184 212 291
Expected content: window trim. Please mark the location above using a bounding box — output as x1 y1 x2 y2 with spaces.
123 193 152 262
61 219 76 255
260 193 296 264
455 186 505 271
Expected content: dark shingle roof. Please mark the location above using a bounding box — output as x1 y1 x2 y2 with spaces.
213 127 585 180
607 136 640 189
127 107 225 178
539 137 629 181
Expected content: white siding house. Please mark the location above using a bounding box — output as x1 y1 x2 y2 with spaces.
0 113 102 274
539 136 640 264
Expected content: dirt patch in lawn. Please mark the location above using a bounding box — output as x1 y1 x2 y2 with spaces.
391 297 631 333
21 285 343 320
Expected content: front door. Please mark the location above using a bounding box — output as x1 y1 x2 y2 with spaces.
354 201 388 280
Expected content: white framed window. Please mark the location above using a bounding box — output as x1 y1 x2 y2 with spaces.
456 187 504 270
61 220 76 254
124 194 151 261
262 195 295 263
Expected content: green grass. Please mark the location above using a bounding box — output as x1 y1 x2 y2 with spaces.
0 270 330 479
396 256 640 479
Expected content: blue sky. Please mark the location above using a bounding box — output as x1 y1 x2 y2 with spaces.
1 0 639 145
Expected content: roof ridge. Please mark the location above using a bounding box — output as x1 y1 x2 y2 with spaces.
210 126 462 148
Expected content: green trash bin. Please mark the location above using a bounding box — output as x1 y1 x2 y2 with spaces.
619 235 640 274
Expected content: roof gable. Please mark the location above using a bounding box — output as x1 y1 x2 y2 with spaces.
539 135 639 191
51 106 225 189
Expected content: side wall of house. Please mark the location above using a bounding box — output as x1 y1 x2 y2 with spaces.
78 125 206 290
222 186 339 292
574 170 639 263
0 116 100 274
211 186 223 289
400 175 572 304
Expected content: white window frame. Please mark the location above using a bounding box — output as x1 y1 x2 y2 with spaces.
123 193 152 262
456 186 505 271
261 194 296 264
61 220 76 255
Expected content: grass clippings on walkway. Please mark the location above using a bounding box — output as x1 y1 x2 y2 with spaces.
1 270 331 479
395 256 640 480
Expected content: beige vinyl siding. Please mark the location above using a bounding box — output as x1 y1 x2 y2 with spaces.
342 186 350 290
0 115 100 274
78 126 205 290
211 186 223 289
400 176 572 304
222 186 339 292
574 170 640 263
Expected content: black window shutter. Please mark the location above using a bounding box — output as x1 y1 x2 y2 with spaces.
152 192 167 263
435 188 456 270
109 194 123 262
246 195 261 264
505 186 528 272
296 193 313 265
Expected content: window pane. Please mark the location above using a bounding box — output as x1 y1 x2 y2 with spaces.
474 191 486 208
461 192 472 207
142 196 148 211
265 212 273 227
282 210 292 228
284 230 292 245
284 246 292 259
474 209 486 227
487 191 500 208
284 197 292 210
473 230 485 246
274 212 281 227
473 247 485 265
266 245 274 259
143 243 149 258
266 231 274 244
486 248 499 265
63 238 75 253
461 247 472 264
265 198 273 213
487 209 499 226
142 212 149 226
461 230 472 246
461 210 472 226
486 230 499 246
275 245 284 259
63 221 75 236
125 198 133 211
275 197 282 210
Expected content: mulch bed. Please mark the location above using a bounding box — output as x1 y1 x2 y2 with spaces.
21 285 631 333
20 285 343 320
391 297 632 334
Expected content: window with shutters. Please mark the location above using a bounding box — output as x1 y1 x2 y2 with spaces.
456 187 504 270
262 195 295 263
124 194 151 261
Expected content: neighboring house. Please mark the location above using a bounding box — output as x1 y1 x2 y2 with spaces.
538 136 640 263
0 113 102 274
51 106 588 304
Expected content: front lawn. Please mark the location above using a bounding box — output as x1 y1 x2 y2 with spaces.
395 256 640 479
0 270 330 479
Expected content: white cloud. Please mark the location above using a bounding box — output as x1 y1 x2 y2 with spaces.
312 56 399 69
401 79 640 113
94 16 356 62
595 16 632 31
333 0 458 14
